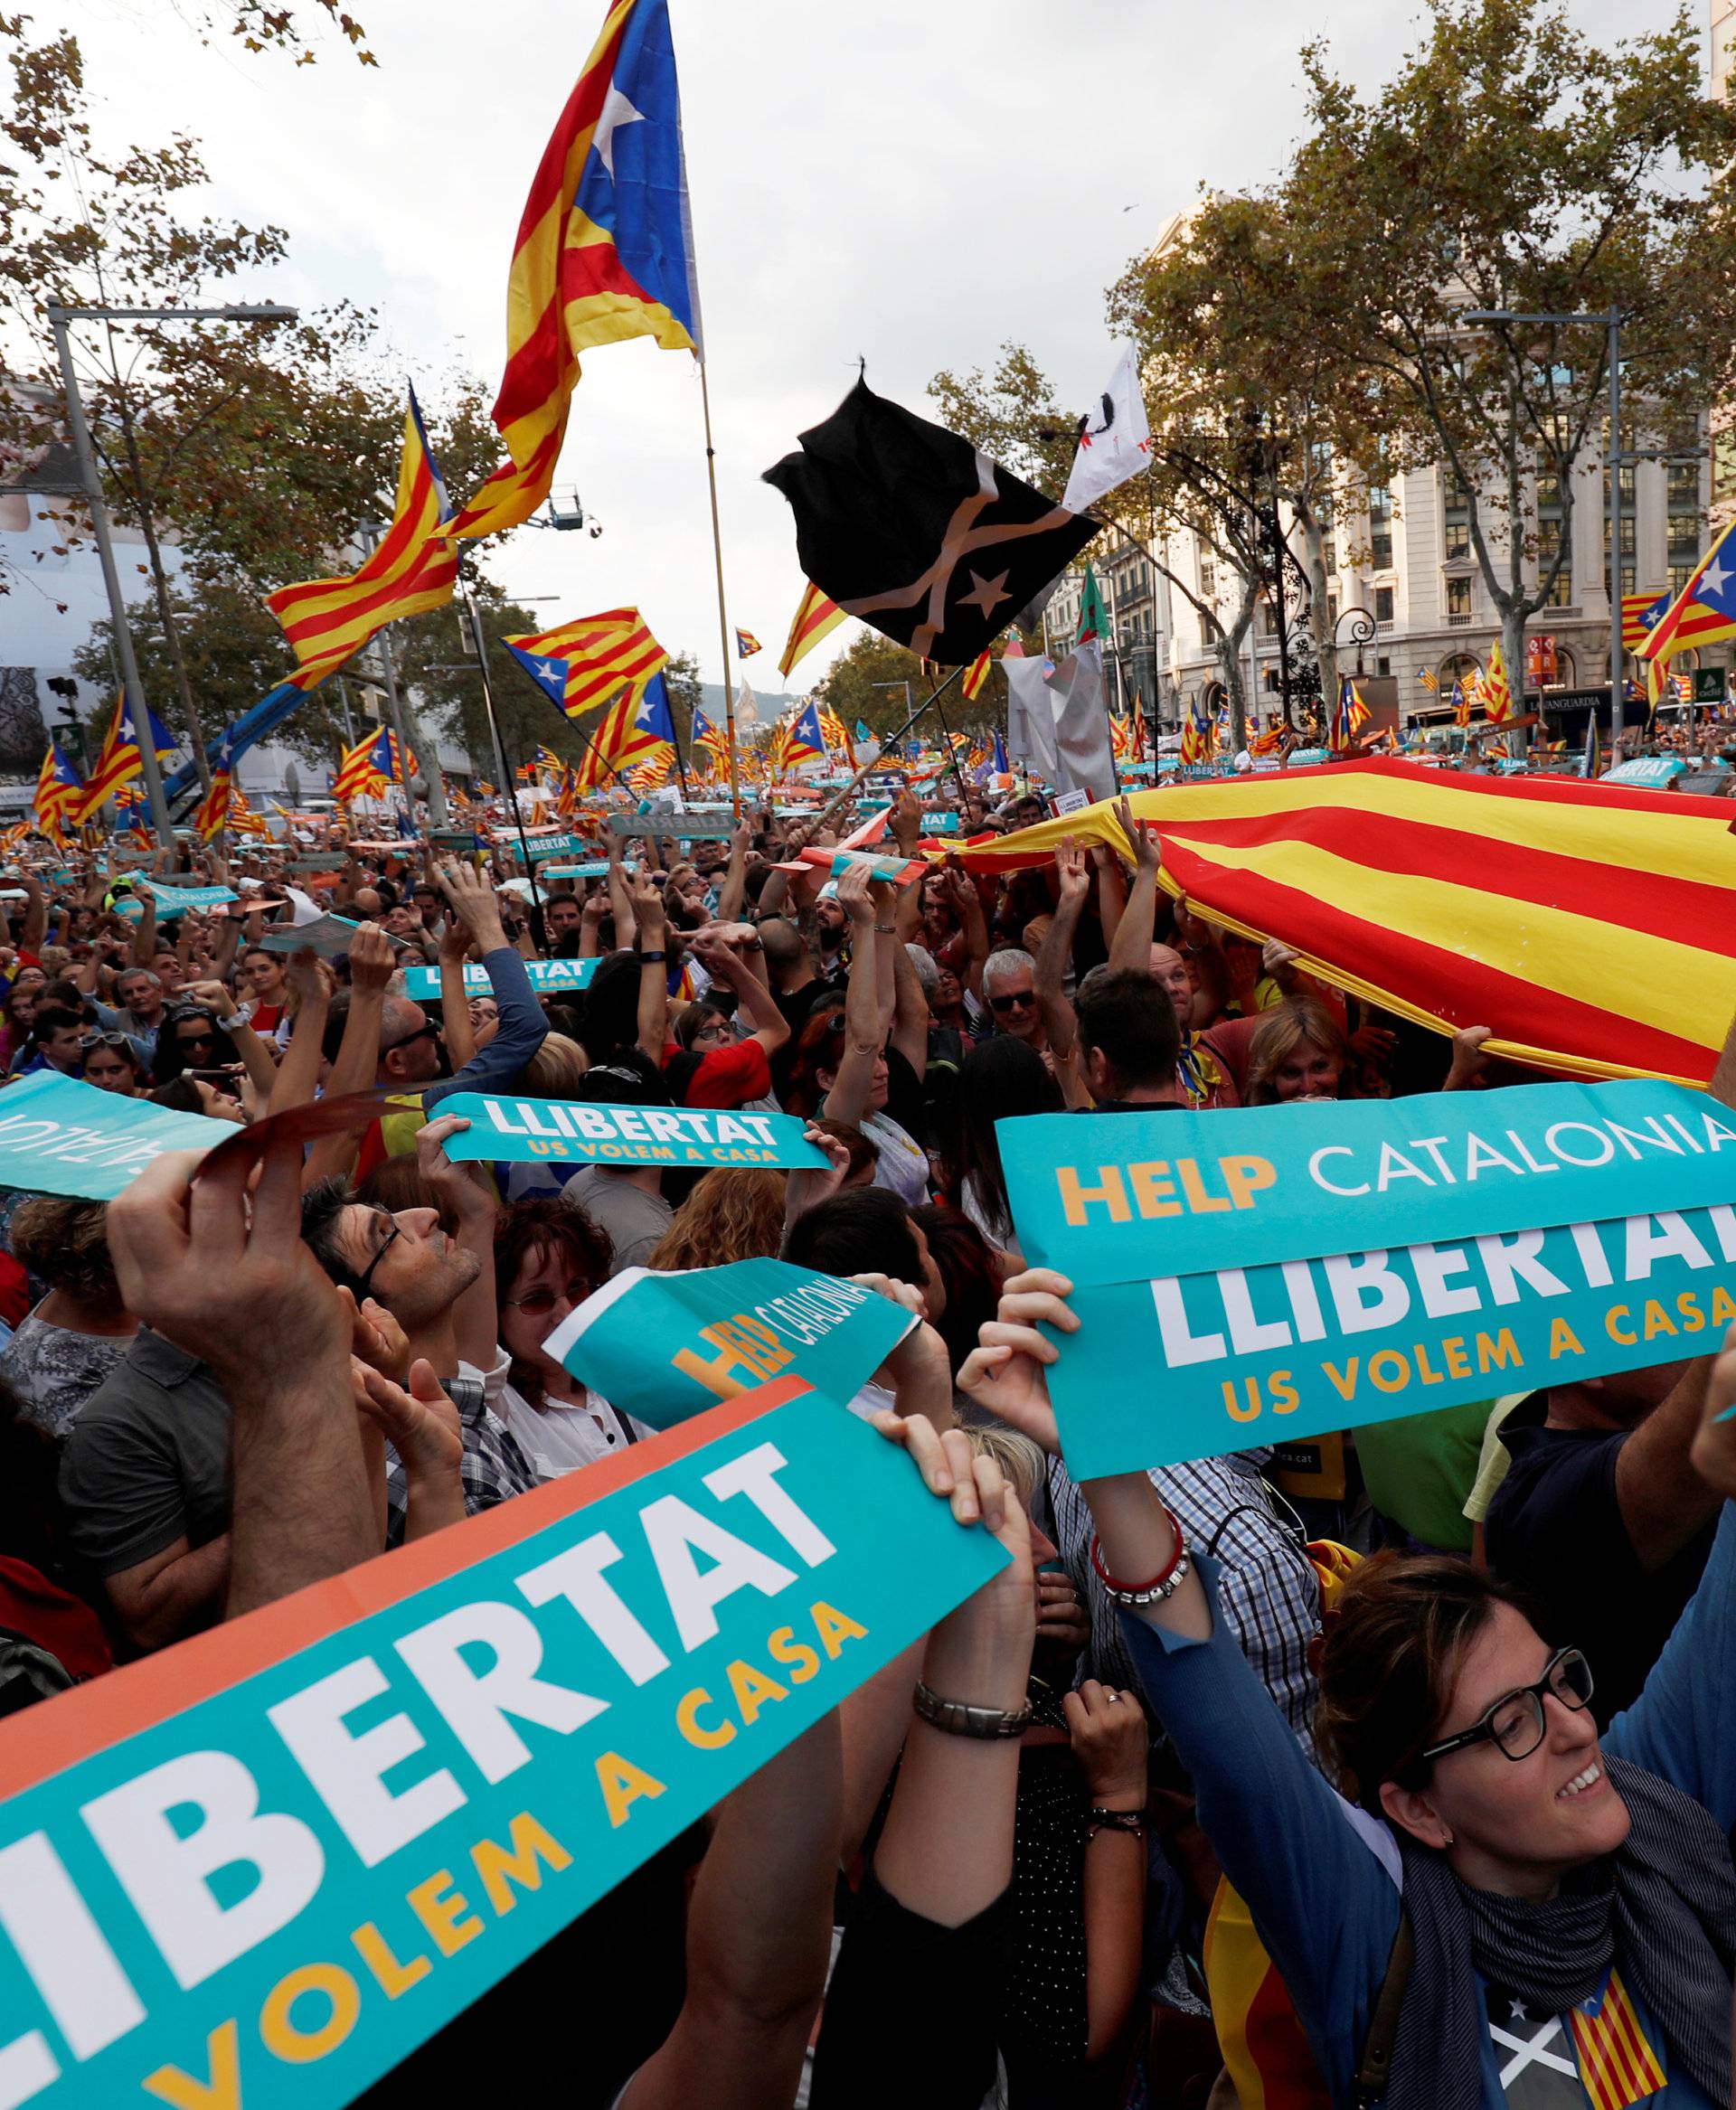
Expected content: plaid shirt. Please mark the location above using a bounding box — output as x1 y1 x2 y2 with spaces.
1047 1450 1321 1744
384 1370 538 1546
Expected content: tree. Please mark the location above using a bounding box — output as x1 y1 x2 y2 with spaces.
812 634 928 739
1281 0 1736 714
0 20 497 783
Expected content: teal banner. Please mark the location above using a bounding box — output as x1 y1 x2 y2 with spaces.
0 1381 1004 2109
141 879 239 918
0 1073 229 1200
1045 1204 1736 1479
999 1080 1736 1287
548 1260 917 1429
511 833 590 864
540 862 610 881
258 916 379 960
401 959 599 1001
439 1093 829 1173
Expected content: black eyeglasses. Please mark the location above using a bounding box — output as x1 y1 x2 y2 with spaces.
988 989 1035 1013
1418 1647 1595 1766
355 1219 402 1298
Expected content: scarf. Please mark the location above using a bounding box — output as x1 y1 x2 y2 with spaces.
1385 1757 1736 2110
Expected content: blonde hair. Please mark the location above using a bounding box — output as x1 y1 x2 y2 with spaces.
519 1031 590 1097
966 1424 1047 1507
648 1168 788 1269
1246 996 1348 1106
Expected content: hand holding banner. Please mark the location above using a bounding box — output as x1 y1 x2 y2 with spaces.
0 1378 1006 2109
439 1093 831 1173
998 1080 1736 1480
402 959 599 1001
0 1073 231 1201
548 1259 918 1428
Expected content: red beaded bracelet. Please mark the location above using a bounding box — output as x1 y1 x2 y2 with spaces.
1090 1509 1189 1606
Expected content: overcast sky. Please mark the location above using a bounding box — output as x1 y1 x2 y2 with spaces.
33 0 1683 698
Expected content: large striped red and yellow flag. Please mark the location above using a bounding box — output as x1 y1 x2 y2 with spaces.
778 582 846 678
267 390 457 683
953 759 1736 1087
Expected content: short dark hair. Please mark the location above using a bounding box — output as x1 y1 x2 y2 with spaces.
299 1176 367 1298
577 1050 672 1107
1074 967 1180 1093
781 1186 921 1284
32 1003 85 1041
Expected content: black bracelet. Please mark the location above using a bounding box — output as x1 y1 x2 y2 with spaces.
639 948 666 962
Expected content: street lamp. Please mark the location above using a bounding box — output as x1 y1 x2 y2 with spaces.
1460 306 1626 743
1334 605 1378 676
45 299 297 838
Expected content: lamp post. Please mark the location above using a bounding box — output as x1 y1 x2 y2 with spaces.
1460 306 1624 747
1334 605 1378 677
45 300 297 839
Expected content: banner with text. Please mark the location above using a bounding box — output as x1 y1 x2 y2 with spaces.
402 959 599 1001
0 1379 1004 2110
0 1073 230 1201
548 1261 916 1429
999 1084 1736 1478
440 1094 829 1173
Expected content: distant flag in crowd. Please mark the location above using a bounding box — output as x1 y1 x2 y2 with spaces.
764 378 1099 665
1061 344 1153 515
267 387 457 683
1074 564 1108 647
575 669 677 790
1580 716 1602 780
1621 588 1669 651
734 626 760 658
443 0 702 545
1641 520 1736 702
772 698 826 776
690 702 731 774
1109 714 1133 760
75 694 177 823
817 701 852 758
1250 721 1286 757
734 674 760 726
1180 693 1215 767
962 646 996 702
1332 676 1371 748
193 726 237 843
332 729 393 805
778 582 846 678
504 609 670 720
990 727 1010 777
1417 667 1439 692
1481 640 1515 725
32 743 83 841
1451 680 1471 730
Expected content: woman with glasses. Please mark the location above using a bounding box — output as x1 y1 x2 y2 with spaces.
80 1031 147 1097
489 1196 652 1478
150 1003 239 1088
962 1272 1736 2110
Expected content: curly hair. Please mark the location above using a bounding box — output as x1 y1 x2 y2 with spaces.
1245 996 1349 1106
7 1198 122 1307
493 1195 615 1406
648 1168 788 1270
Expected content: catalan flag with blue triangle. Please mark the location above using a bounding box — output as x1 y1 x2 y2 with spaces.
193 725 237 843
75 694 178 824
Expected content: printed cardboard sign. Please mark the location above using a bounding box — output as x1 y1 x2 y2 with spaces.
0 1379 1005 2109
438 1094 828 1172
401 959 599 1002
0 1073 230 1199
141 880 239 918
548 1261 916 1428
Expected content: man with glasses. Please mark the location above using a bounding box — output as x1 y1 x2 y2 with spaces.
982 947 1046 1052
299 1115 537 1540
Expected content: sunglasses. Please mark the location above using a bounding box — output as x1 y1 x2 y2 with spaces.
1418 1646 1594 1766
80 1031 137 1053
988 989 1036 1013
175 1028 217 1048
383 1022 440 1054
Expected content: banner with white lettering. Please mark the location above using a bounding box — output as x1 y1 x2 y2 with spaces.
401 960 599 1001
548 1261 917 1428
0 1378 1005 2108
999 1082 1736 1479
0 1074 230 1201
439 1094 829 1173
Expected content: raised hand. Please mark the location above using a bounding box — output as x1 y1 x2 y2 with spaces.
957 1267 1079 1457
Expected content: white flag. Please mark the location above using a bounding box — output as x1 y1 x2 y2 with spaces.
735 675 760 726
1061 344 1152 515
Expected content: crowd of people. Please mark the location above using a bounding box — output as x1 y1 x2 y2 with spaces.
1 772 1733 2110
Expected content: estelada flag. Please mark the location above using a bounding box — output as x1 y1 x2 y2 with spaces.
267 388 457 684
75 694 177 823
734 626 760 659
505 610 669 720
763 378 1099 666
575 671 675 789
32 743 83 841
951 759 1736 1087
193 726 236 843
1621 589 1668 651
778 581 846 678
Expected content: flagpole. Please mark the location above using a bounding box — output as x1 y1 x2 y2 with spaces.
811 664 969 836
923 671 974 816
456 560 542 919
698 363 742 822
499 655 646 804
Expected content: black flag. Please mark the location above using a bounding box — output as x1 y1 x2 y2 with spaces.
762 379 1100 666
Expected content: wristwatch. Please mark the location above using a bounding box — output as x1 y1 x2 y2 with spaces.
911 1680 1033 1738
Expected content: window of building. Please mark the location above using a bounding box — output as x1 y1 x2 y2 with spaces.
1714 429 1736 513
1444 473 1472 562
1261 599 1279 637
1446 575 1473 623
1536 471 1571 608
1369 481 1393 570
1199 550 1216 597
1374 584 1394 624
1667 463 1703 569
1263 668 1281 692
1376 655 1392 677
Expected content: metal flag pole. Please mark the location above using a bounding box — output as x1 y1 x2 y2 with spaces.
456 559 542 919
499 654 644 803
699 363 742 821
924 667 976 816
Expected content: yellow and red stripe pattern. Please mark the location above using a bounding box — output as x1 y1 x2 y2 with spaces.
267 393 457 683
332 730 392 806
961 646 995 702
32 744 84 841
1621 589 1668 652
505 608 669 720
1568 1973 1666 2110
953 758 1736 1087
1481 639 1515 725
74 697 148 823
778 581 846 678
491 0 700 479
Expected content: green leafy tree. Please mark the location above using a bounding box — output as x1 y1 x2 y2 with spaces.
812 633 929 739
1281 0 1736 708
